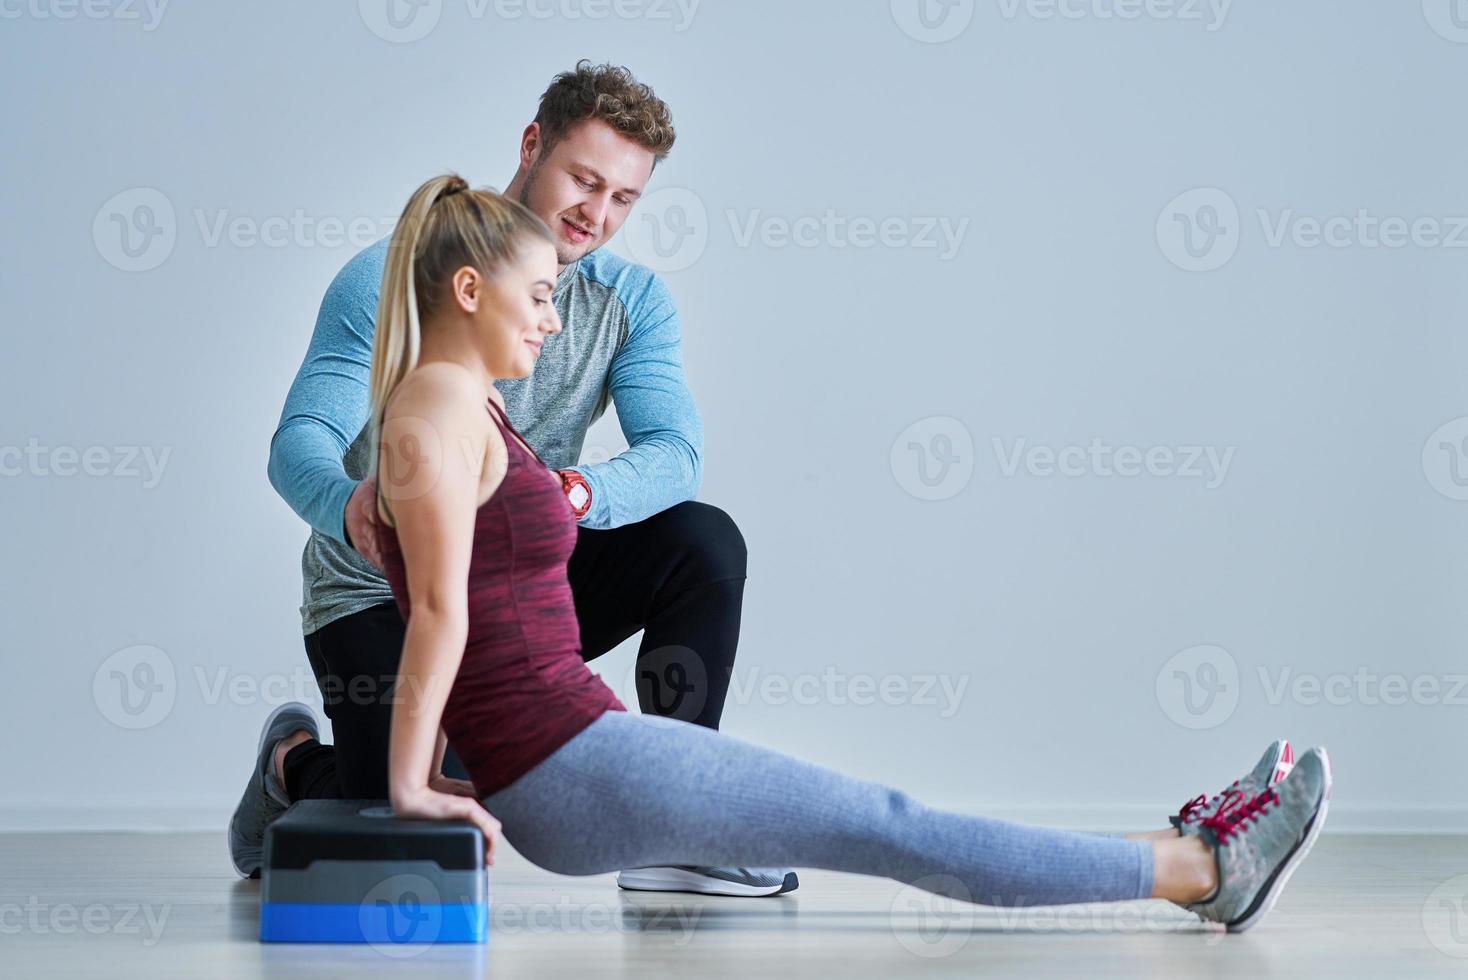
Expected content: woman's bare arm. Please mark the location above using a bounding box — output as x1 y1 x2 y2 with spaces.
378 362 505 861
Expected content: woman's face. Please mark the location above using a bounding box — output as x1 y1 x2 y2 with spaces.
467 238 562 378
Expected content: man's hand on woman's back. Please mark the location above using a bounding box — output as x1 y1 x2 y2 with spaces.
345 476 384 569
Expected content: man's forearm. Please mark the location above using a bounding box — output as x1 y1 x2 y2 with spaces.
569 426 702 529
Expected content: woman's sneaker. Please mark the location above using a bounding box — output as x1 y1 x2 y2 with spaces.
1171 738 1293 833
1187 746 1332 932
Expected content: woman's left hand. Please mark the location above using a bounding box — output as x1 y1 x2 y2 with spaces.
391 784 501 866
428 774 478 798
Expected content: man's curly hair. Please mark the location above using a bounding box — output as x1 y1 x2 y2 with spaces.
533 60 676 165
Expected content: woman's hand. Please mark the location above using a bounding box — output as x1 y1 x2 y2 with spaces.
391 784 501 866
428 773 478 798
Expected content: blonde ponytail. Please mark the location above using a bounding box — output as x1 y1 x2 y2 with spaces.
368 173 553 433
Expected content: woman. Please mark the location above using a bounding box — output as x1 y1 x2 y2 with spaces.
370 173 1332 932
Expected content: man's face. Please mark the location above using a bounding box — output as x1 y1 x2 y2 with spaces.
516 118 656 266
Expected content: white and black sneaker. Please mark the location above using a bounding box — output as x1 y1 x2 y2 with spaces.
617 866 799 897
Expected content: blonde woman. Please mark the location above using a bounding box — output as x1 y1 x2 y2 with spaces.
367 173 1332 931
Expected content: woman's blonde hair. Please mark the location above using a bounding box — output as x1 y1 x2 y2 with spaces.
368 173 554 430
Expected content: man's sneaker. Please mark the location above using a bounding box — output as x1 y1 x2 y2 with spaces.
1187 746 1332 932
617 866 799 897
1172 738 1294 834
227 702 319 879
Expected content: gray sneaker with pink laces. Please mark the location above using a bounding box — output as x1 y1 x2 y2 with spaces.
1186 746 1332 932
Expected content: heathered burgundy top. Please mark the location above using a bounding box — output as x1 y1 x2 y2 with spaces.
376 397 624 795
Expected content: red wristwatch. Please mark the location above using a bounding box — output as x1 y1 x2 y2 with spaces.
557 469 592 518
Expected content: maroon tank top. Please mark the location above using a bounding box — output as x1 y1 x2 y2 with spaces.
376 397 624 795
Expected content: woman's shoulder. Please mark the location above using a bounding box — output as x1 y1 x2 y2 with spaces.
385 363 490 428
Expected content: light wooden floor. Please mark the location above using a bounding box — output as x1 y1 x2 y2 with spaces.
2 831 1465 978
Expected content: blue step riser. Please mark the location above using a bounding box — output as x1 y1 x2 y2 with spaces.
260 901 488 943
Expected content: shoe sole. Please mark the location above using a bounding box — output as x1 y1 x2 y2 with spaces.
227 702 311 879
1226 747 1332 933
616 868 788 897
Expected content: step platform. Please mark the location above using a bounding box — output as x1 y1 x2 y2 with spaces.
259 799 487 944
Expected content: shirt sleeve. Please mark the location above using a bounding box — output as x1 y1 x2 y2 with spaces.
567 270 704 529
265 243 384 543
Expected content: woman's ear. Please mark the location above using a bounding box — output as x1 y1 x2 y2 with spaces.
451 266 482 314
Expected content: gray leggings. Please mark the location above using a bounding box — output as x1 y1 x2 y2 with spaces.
484 711 1153 907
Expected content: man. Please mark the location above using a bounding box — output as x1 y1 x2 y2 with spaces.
230 61 796 898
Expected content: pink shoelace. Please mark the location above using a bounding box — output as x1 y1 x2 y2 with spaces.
1199 787 1279 845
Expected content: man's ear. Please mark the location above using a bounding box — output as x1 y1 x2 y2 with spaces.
519 122 543 172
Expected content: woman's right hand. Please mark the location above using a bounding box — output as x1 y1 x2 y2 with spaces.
391 784 501 866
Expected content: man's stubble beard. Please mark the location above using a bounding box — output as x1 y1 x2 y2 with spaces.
518 161 592 267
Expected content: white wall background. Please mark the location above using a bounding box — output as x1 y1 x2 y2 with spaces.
2 0 1465 832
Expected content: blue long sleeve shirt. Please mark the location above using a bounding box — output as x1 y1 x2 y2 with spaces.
267 237 704 632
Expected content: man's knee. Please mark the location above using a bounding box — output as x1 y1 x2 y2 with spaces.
656 501 747 582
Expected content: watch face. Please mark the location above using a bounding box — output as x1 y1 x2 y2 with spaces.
567 484 590 510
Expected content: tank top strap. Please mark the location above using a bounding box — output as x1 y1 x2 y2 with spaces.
486 397 549 469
